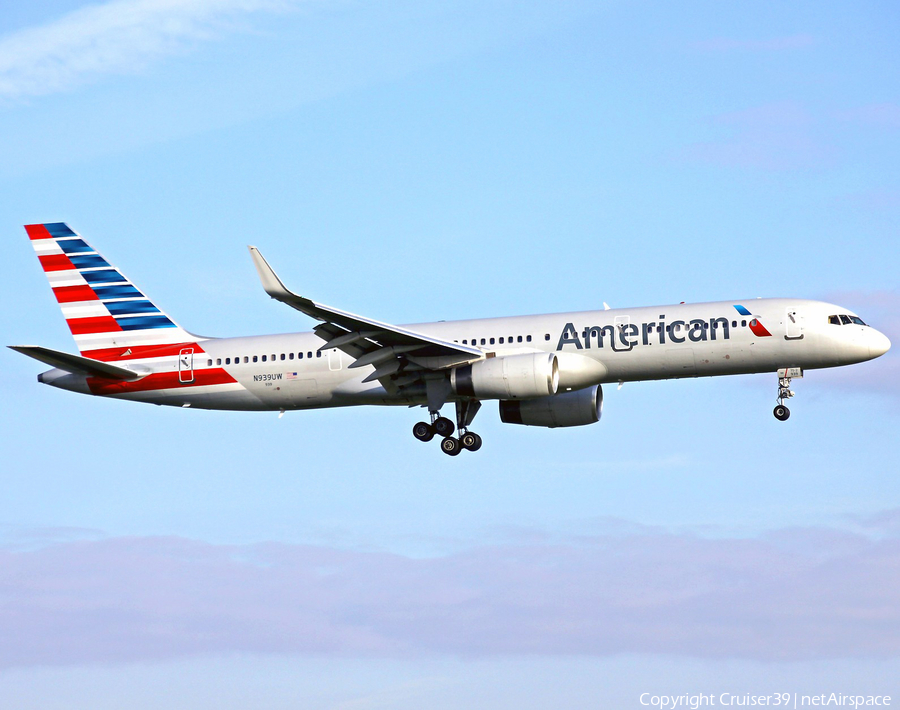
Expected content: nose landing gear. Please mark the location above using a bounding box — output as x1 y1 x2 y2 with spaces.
773 367 802 422
413 399 483 455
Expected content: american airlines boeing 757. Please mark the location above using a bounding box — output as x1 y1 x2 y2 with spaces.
11 223 891 455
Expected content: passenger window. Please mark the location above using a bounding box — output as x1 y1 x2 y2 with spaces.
207 359 212 366
526 335 532 342
462 340 467 344
262 355 267 362
499 337 504 344
840 315 852 325
280 353 285 361
544 334 550 341
244 356 249 363
308 352 312 358
517 336 522 343
480 338 486 345
298 352 303 359
732 320 737 328
253 355 258 363
741 320 747 327
225 358 231 365
289 353 294 360
490 337 495 345
216 358 222 365
317 351 322 358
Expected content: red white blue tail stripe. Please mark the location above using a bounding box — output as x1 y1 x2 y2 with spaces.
24 222 242 400
26 222 199 357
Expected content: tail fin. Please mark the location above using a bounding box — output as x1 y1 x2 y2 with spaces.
25 223 198 359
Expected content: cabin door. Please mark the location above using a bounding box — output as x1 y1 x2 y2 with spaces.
785 309 804 340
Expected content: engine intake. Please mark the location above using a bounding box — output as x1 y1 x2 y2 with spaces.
451 353 559 400
499 384 603 428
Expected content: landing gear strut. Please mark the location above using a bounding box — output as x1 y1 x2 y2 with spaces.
773 367 802 422
412 399 483 455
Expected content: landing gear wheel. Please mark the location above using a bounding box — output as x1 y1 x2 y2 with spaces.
413 421 436 442
434 416 455 438
440 436 461 456
773 405 790 421
460 432 483 451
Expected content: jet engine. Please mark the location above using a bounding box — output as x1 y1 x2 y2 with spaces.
499 384 603 428
451 353 559 400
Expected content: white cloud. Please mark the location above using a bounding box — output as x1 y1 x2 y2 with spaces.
0 0 293 101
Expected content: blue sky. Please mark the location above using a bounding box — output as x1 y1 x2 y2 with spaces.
2 1 899 707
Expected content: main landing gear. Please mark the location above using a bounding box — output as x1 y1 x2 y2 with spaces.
773 367 802 422
413 400 483 455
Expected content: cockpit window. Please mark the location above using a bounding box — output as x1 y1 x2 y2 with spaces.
829 314 869 326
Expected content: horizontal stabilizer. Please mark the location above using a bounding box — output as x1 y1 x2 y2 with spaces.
9 345 142 381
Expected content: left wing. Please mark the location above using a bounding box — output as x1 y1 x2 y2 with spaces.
248 247 484 389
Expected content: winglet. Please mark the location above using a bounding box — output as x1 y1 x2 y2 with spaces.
248 246 320 317
248 246 291 299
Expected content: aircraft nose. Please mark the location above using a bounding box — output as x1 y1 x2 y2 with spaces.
870 330 891 359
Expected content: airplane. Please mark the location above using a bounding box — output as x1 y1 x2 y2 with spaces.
10 222 892 455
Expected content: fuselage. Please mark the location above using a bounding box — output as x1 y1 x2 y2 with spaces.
40 297 891 411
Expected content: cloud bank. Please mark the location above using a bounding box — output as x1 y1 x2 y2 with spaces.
3 518 900 668
0 0 292 100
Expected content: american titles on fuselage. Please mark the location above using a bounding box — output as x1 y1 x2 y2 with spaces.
556 310 764 353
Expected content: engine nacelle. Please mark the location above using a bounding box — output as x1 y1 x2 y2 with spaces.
554 352 608 391
499 384 603 428
451 353 559 400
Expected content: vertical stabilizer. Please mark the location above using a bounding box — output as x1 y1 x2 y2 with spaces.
25 223 199 360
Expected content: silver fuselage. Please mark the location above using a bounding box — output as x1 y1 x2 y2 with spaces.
39 298 891 411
